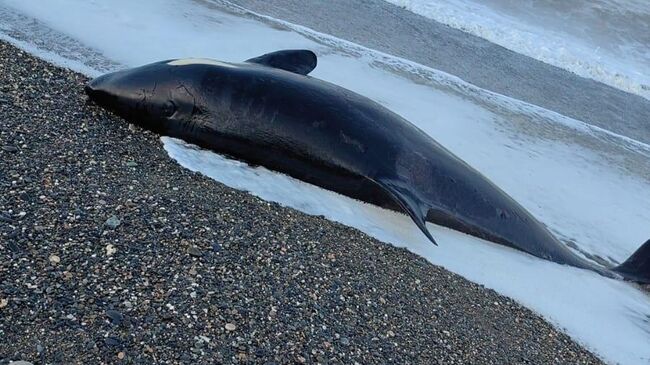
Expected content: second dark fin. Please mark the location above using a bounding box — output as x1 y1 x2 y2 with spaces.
245 49 317 75
375 177 437 245
613 239 650 284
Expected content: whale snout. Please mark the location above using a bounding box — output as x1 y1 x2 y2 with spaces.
85 70 149 118
84 65 178 133
84 82 104 102
84 83 94 97
85 74 105 95
85 73 119 107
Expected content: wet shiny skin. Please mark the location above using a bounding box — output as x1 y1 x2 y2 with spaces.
85 50 649 283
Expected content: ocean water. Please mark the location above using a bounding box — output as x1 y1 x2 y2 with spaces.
386 0 650 100
1 0 649 363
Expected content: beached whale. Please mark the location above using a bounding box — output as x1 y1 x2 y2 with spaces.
85 49 649 283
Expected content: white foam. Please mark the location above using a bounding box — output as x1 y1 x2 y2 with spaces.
385 0 650 100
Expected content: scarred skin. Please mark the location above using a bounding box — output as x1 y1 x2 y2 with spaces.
85 50 649 284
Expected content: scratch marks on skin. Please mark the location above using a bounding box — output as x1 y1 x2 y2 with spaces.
312 120 326 128
174 82 200 133
269 109 279 124
339 131 366 153
139 81 158 106
176 82 196 104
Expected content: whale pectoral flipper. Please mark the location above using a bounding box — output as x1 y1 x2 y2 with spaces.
245 50 317 75
375 177 438 246
613 239 650 284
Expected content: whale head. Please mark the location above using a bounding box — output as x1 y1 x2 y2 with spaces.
85 60 204 133
85 51 317 134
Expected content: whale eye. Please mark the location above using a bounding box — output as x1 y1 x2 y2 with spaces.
163 100 177 118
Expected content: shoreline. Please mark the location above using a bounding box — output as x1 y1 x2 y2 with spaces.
0 41 604 364
228 0 650 145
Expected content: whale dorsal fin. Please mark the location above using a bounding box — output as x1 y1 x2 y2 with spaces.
375 177 438 246
245 49 317 75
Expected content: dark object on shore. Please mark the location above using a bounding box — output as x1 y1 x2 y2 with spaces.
105 309 124 326
85 49 649 284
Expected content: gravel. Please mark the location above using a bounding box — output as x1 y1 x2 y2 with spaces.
0 40 603 364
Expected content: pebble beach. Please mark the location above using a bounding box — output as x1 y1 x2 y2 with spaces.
0 39 605 365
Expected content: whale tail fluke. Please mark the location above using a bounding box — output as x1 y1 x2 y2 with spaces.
375 177 438 246
613 239 650 284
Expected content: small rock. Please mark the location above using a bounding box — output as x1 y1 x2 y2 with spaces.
340 337 350 346
125 161 138 167
225 323 236 331
0 213 13 223
105 244 117 256
105 215 121 229
2 145 18 153
106 309 124 326
117 352 125 360
49 254 61 265
188 246 203 257
0 298 9 308
105 337 121 347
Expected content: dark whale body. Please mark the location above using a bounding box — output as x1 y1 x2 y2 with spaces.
85 50 650 284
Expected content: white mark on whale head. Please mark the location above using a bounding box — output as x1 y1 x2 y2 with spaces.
168 58 237 68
